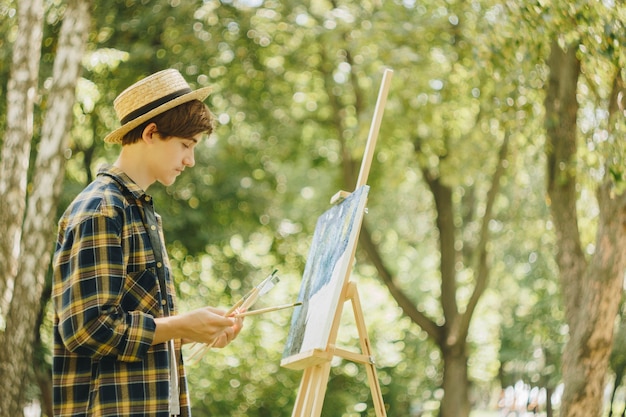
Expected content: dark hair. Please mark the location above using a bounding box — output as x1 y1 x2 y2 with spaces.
122 100 215 145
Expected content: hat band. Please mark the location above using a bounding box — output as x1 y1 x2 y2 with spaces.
120 87 192 125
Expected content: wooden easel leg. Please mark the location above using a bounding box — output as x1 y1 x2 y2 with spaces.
347 282 388 417
290 282 388 417
291 361 332 417
291 367 312 417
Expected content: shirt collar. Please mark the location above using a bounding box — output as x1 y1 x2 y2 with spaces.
97 165 148 200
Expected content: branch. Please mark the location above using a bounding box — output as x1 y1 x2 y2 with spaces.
421 168 459 327
318 46 357 189
608 67 625 120
359 223 444 343
459 133 510 336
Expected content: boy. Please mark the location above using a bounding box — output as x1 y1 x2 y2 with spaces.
52 69 242 417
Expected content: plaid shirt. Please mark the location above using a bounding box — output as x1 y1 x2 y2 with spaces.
52 165 190 417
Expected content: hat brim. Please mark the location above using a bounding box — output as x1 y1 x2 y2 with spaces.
103 86 213 144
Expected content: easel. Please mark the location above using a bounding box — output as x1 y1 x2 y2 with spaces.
281 68 393 417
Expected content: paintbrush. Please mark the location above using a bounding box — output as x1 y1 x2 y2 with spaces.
233 301 302 318
187 270 280 363
235 269 279 314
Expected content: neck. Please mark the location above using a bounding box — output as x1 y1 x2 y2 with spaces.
113 143 154 191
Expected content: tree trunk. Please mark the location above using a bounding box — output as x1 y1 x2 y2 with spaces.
424 173 470 417
0 0 44 327
0 0 45 411
559 181 626 417
440 345 470 417
545 40 626 417
0 0 91 414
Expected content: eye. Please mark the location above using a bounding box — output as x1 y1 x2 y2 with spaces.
181 137 199 149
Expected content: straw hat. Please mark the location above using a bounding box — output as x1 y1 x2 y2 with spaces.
104 69 212 144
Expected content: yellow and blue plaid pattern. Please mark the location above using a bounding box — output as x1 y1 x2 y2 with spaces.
52 165 190 417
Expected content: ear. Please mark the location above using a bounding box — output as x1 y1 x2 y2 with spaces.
141 123 159 144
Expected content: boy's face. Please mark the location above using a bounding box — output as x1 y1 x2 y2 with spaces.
148 133 201 187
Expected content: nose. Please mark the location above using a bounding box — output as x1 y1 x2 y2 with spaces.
183 150 195 167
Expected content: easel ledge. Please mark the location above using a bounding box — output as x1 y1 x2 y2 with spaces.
281 345 375 371
281 349 332 370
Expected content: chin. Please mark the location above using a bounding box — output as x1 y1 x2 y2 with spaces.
159 178 177 187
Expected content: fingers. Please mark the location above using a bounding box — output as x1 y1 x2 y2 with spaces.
183 307 244 346
208 328 232 349
210 316 244 348
205 306 229 316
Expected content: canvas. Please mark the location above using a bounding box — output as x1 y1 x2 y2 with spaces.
282 185 370 362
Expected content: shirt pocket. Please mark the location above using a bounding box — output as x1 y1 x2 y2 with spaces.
121 269 162 317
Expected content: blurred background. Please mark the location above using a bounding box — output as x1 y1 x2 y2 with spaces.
1 0 626 416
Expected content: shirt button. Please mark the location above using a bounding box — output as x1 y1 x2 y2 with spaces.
145 196 151 202
161 299 167 305
151 225 157 231
157 262 162 268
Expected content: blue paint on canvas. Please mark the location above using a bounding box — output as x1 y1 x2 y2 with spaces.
282 185 370 360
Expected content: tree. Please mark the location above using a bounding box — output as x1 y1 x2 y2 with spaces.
545 33 626 417
0 0 44 325
0 0 91 413
349 1 538 415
